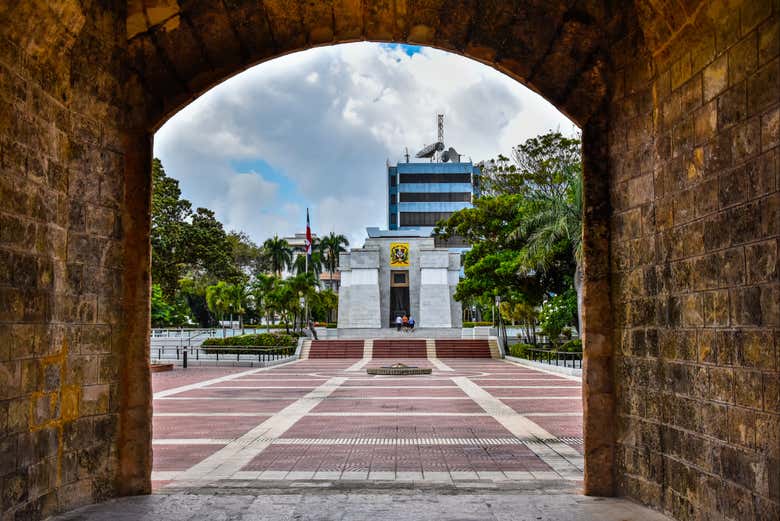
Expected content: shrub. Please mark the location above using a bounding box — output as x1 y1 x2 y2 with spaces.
538 290 577 344
508 343 535 358
202 332 298 348
559 339 582 352
463 321 494 328
243 323 292 330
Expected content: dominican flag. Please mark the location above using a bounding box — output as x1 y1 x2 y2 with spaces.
305 209 312 260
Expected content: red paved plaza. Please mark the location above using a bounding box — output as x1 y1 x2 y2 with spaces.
151 358 583 489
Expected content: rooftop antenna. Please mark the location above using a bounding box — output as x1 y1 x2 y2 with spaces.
437 114 444 162
414 113 445 161
404 147 410 163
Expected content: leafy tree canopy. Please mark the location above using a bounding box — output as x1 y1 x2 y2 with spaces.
434 131 581 328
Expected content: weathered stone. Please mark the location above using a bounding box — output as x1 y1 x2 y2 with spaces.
0 1 777 521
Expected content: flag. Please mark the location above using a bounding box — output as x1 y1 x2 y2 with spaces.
305 208 312 260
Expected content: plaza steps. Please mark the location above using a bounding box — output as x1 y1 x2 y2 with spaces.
307 340 365 359
304 339 497 359
372 339 427 358
435 339 493 358
299 339 312 359
488 338 502 358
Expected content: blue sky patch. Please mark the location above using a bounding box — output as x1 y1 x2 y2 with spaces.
229 158 305 208
380 43 423 57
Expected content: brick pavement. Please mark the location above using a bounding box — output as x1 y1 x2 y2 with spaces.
151 357 583 490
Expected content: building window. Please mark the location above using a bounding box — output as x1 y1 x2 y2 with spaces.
390 175 397 186
399 192 471 202
399 173 471 183
390 271 409 287
390 194 397 204
389 213 397 225
399 211 454 226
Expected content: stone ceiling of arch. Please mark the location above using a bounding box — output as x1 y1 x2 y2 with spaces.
123 0 621 129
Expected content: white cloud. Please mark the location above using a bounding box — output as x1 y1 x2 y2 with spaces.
154 42 575 248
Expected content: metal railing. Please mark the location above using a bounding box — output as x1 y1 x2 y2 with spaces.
516 348 582 369
151 345 296 368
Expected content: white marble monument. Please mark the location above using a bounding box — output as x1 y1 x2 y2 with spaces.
337 229 462 329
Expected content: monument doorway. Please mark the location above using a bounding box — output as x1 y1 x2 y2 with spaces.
389 270 410 326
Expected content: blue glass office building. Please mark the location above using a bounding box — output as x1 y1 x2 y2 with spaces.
387 161 480 233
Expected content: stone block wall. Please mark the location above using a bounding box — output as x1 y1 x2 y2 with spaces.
0 2 151 520
610 1 779 519
0 1 777 520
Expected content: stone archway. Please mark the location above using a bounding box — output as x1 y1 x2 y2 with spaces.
0 1 777 520
122 0 618 501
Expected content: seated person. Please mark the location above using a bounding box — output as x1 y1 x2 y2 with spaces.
395 315 403 331
408 316 415 330
402 315 409 329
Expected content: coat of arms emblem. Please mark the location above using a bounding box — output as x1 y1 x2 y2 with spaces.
389 243 410 267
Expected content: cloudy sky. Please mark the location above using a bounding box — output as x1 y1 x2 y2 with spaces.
154 43 576 247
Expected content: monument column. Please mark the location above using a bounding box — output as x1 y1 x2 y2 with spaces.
448 252 462 328
344 249 381 328
336 252 351 329
419 249 453 328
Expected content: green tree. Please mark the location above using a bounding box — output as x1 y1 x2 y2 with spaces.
509 132 583 332
285 272 318 331
151 159 192 298
293 249 324 277
186 208 239 281
250 273 278 328
538 290 577 346
320 232 349 290
227 231 267 277
263 235 293 277
311 288 338 323
206 281 232 333
151 283 175 327
267 280 295 333
224 282 248 333
435 131 582 340
179 276 214 327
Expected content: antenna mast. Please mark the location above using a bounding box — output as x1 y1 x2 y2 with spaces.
437 114 444 162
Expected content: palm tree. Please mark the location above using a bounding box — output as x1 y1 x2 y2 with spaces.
293 249 324 277
263 235 293 277
286 272 318 331
224 283 248 334
205 281 231 335
515 176 583 332
320 232 349 290
251 273 277 329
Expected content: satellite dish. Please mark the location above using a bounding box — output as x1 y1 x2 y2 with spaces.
415 141 445 158
446 147 460 162
442 150 450 162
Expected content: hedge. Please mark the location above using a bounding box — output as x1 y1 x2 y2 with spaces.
508 343 535 358
559 339 582 352
463 321 494 328
202 332 298 348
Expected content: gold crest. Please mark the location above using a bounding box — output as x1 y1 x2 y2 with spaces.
389 243 410 267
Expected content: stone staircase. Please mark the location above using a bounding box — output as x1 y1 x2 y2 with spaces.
372 339 427 358
425 339 437 359
435 339 492 358
487 338 502 359
307 340 365 359
299 339 312 360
